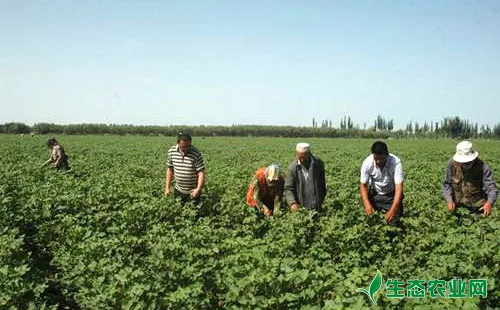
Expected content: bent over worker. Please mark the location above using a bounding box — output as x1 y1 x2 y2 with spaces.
246 164 284 216
42 138 70 170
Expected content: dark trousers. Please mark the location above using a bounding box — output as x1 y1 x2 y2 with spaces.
369 191 404 227
174 188 201 205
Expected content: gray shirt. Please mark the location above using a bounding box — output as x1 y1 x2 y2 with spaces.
284 155 326 209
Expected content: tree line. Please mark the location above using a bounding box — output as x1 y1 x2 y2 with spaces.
2 116 500 139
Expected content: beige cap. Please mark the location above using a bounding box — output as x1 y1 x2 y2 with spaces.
296 142 311 152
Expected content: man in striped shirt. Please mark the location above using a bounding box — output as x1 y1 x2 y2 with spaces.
165 132 205 204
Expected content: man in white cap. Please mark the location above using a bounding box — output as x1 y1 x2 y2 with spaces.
443 140 497 216
246 164 284 216
284 142 326 211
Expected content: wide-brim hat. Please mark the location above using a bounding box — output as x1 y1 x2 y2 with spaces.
453 140 479 163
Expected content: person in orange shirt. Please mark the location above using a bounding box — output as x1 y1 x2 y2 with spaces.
246 164 284 217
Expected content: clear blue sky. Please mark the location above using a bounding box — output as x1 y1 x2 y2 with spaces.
1 0 499 128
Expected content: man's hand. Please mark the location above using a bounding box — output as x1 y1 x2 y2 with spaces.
364 203 374 215
447 201 456 212
385 208 397 224
290 203 299 212
190 188 201 199
263 207 272 217
479 202 493 216
165 187 171 197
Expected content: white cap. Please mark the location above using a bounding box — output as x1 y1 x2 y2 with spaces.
296 142 311 152
453 141 479 163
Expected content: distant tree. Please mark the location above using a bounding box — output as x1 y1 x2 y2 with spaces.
493 123 500 138
387 119 394 131
406 122 413 134
423 122 429 133
0 122 31 134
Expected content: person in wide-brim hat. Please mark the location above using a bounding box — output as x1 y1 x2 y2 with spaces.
443 141 497 217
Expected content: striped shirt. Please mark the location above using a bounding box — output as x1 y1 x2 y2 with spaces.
167 144 205 193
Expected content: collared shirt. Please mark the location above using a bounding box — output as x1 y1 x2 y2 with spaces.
167 144 205 193
298 158 313 181
443 159 498 204
360 153 404 195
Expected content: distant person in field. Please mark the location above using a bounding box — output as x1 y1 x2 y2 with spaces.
284 143 326 212
246 164 285 216
41 138 70 170
165 132 205 204
360 141 404 225
443 141 497 217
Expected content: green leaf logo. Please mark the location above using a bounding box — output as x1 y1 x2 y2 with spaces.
358 270 383 305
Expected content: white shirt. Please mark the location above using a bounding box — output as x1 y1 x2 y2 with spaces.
360 153 404 195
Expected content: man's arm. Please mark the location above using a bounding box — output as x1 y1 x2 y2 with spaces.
385 182 403 223
318 160 327 204
191 152 206 199
480 163 497 215
443 161 454 201
284 164 299 211
360 182 374 215
191 170 205 198
482 163 498 205
359 159 373 215
385 160 404 223
443 161 455 211
165 167 174 196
